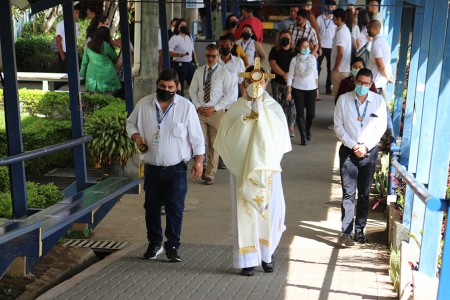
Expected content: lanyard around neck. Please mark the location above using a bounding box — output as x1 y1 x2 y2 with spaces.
155 102 174 128
241 39 252 52
354 99 369 128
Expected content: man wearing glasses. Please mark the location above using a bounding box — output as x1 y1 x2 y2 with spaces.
334 68 387 246
190 44 234 185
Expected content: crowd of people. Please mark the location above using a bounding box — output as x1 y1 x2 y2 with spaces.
56 0 392 277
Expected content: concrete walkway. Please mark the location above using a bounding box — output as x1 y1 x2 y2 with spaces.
38 93 396 300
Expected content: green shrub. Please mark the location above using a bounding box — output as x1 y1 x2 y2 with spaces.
26 181 64 208
36 92 71 118
15 35 60 72
0 167 10 193
85 101 135 166
0 181 63 218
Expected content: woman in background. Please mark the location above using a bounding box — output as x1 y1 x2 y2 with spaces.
287 38 318 146
80 26 121 94
168 18 198 96
235 24 266 66
269 30 297 137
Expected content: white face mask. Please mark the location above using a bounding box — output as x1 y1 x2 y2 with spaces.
246 83 265 99
170 26 175 32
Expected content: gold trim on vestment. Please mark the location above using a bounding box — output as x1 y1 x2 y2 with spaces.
259 238 269 247
239 246 258 254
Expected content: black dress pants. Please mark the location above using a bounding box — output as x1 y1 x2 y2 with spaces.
339 145 378 235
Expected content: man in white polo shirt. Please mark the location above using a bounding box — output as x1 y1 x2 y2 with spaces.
367 20 392 103
331 8 352 96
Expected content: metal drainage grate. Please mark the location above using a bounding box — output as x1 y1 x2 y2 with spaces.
63 239 129 252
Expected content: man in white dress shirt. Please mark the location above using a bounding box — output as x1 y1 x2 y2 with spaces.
317 0 337 95
126 69 205 262
55 3 80 89
189 44 234 185
367 20 392 103
334 68 387 246
331 8 352 96
218 35 245 107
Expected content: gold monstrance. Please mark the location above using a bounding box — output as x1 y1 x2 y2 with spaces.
239 58 275 120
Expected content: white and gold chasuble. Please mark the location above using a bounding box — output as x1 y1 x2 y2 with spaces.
214 92 291 255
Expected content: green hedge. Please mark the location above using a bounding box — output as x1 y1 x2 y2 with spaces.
15 35 60 72
0 166 64 218
0 90 124 175
0 89 122 117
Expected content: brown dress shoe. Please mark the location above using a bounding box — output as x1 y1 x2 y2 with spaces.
204 177 214 185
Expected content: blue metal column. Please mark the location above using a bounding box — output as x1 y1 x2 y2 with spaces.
416 0 448 277
222 0 227 29
118 0 134 115
158 0 170 70
61 0 88 191
404 1 433 235
204 0 213 39
400 5 424 167
231 0 239 17
434 14 450 298
0 0 27 218
392 6 413 137
399 3 424 230
386 0 402 106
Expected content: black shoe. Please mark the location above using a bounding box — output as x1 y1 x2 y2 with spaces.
143 243 163 259
218 158 227 169
306 131 311 141
300 139 307 146
354 232 369 243
262 260 274 273
240 267 255 276
165 246 181 262
337 233 355 246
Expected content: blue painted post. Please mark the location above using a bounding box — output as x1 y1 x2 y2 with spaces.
61 0 88 192
205 0 213 39
158 0 170 70
0 0 27 218
118 0 134 115
386 0 402 107
436 15 450 300
231 0 239 17
222 0 227 29
407 0 436 249
400 6 424 167
417 0 449 278
392 6 413 137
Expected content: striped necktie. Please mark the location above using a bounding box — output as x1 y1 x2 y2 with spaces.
204 67 212 103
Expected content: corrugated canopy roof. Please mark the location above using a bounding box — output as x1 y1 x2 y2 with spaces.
11 0 30 10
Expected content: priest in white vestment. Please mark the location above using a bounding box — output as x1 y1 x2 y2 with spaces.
214 63 292 276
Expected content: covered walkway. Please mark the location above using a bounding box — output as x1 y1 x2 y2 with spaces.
37 94 396 299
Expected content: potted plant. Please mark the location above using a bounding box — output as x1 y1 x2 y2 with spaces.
84 108 136 176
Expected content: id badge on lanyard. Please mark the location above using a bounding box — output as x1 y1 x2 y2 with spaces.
154 103 174 146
